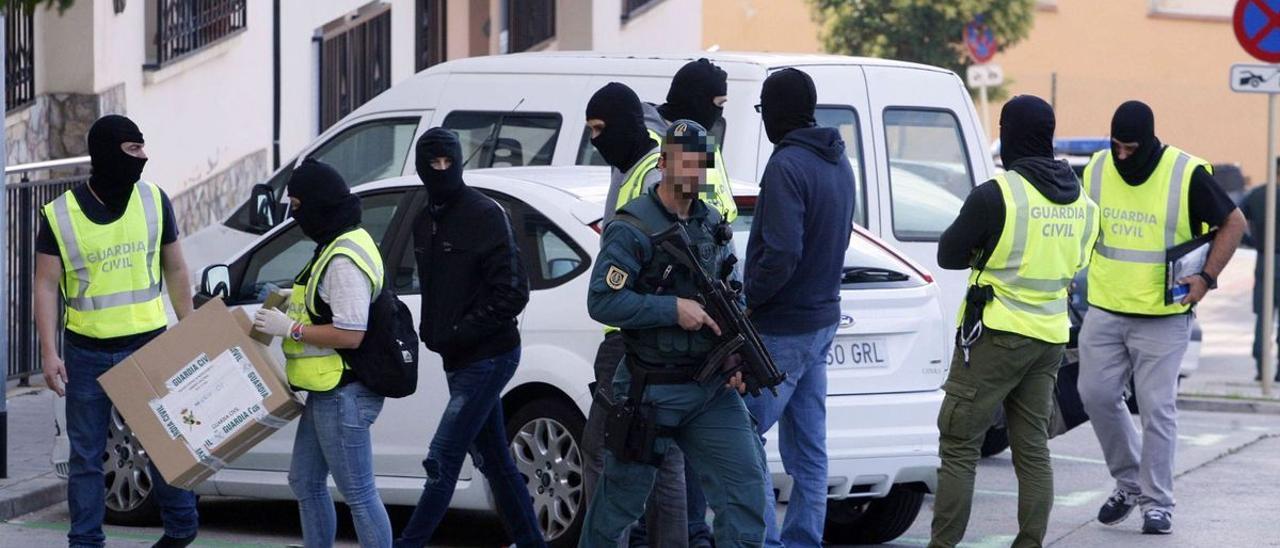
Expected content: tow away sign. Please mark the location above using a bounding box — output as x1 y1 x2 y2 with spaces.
1232 63 1280 93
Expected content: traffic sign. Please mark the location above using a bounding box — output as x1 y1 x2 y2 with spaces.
966 64 1004 88
1232 63 1280 93
964 18 998 64
1235 0 1280 63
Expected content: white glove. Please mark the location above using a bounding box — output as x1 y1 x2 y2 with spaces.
253 307 296 338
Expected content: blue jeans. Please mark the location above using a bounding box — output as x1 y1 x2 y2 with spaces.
580 364 769 547
745 324 838 548
64 338 199 548
396 347 545 548
288 381 392 548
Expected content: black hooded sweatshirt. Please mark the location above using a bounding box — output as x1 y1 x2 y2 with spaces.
36 115 179 351
940 96 1080 270
411 129 531 370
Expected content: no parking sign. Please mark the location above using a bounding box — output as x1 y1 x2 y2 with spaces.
1235 0 1280 63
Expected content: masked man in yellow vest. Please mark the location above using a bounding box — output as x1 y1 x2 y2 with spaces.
582 82 696 548
250 159 393 547
643 58 737 225
34 115 200 548
1079 101 1244 536
931 96 1099 548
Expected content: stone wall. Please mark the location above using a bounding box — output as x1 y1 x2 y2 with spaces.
4 83 127 170
169 148 270 236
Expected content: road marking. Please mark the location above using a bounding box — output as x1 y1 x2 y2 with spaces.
1051 453 1108 465
974 489 1105 507
893 536 1016 547
4 520 278 547
1178 433 1228 447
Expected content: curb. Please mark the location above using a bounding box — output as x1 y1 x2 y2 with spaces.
0 475 65 522
1177 396 1280 415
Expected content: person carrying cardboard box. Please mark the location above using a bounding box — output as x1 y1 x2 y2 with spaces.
251 159 393 547
34 115 200 548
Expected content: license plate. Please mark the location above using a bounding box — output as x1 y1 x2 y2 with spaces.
827 337 890 369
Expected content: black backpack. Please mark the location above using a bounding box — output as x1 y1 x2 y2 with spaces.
336 286 419 398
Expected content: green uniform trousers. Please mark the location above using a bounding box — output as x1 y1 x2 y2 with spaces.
929 330 1063 548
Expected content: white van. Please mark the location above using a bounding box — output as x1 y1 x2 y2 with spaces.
185 51 993 325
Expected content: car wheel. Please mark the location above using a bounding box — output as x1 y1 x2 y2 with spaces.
103 406 161 526
823 485 925 545
507 397 586 548
981 423 1011 458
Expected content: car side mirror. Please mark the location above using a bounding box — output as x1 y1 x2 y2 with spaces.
194 264 232 308
248 183 281 231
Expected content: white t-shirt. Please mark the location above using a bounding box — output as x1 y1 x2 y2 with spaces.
316 255 372 331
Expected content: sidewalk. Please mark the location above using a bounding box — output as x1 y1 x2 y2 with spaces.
0 383 64 522
1178 249 1280 413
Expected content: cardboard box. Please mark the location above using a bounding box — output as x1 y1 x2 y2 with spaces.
99 298 303 490
249 288 290 345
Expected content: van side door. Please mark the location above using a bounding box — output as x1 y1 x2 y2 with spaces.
865 66 991 324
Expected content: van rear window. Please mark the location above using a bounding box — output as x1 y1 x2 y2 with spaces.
883 109 974 241
442 111 562 169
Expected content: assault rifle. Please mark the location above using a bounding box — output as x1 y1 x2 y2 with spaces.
652 224 785 397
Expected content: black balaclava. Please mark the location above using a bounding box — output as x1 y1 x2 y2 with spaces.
287 159 361 245
999 95 1056 168
587 82 656 172
657 58 729 130
760 68 817 144
87 115 147 213
415 128 466 207
1111 100 1163 184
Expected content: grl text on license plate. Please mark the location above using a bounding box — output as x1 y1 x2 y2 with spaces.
828 337 890 369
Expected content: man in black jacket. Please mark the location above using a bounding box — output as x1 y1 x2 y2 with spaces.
395 128 545 548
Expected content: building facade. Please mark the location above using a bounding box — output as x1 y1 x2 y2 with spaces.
702 0 1266 183
4 0 700 235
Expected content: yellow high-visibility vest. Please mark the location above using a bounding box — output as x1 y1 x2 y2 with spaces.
959 171 1098 344
1083 146 1208 315
283 228 383 392
44 182 167 339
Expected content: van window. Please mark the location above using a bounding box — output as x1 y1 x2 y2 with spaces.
815 106 868 227
309 118 420 187
576 117 728 167
883 109 973 241
442 111 561 169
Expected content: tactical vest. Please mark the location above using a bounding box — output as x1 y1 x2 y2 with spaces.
646 128 738 222
44 182 167 339
283 228 384 392
961 171 1098 344
1083 146 1207 315
613 191 726 366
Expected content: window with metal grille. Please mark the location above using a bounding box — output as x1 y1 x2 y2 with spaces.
5 3 34 111
622 0 660 21
319 4 392 132
148 0 247 69
416 0 447 71
508 0 555 53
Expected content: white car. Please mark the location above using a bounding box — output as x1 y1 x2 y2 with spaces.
54 166 947 545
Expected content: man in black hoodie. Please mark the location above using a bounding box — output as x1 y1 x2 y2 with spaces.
742 68 855 548
931 96 1099 548
396 128 544 548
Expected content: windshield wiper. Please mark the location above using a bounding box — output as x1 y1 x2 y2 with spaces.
842 267 909 284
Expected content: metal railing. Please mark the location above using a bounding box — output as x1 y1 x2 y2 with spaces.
151 0 247 68
6 3 35 111
5 159 90 383
319 4 392 131
509 0 555 53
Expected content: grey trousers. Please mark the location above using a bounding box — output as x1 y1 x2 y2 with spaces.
580 333 689 547
1077 307 1189 512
